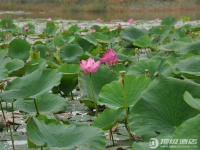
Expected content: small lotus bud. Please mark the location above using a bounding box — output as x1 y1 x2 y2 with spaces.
145 69 150 77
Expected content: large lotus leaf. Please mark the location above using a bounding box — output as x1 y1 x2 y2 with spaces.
0 50 8 65
34 44 55 62
44 21 57 36
174 56 200 78
57 64 80 95
5 59 24 74
60 44 84 64
92 108 125 130
159 40 200 54
120 26 148 43
75 36 93 52
57 63 80 74
8 38 31 61
174 28 187 39
99 74 151 109
127 59 174 80
27 117 106 149
14 92 67 114
53 33 65 48
133 35 152 48
0 66 8 82
129 75 200 141
0 68 62 102
78 66 118 102
67 24 81 34
184 91 200 112
170 114 200 150
158 41 186 52
161 16 176 27
85 32 108 46
0 18 16 31
150 25 172 44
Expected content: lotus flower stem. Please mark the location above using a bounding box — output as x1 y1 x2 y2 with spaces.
12 103 15 131
0 101 6 120
109 129 114 145
34 99 40 116
120 71 132 148
9 125 15 150
89 73 98 116
70 91 74 100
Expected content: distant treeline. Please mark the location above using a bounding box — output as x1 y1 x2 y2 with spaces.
0 0 200 12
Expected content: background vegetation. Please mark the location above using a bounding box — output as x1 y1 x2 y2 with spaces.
0 0 200 13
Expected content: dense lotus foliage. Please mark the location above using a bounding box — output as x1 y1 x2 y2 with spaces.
0 16 200 150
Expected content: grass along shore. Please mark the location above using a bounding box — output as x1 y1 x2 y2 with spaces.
0 0 200 13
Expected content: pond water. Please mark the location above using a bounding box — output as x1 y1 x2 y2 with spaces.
0 10 200 21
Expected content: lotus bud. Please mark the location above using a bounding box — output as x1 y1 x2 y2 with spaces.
145 69 150 78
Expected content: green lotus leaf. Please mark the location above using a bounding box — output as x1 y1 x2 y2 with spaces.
60 44 84 64
92 108 125 130
34 44 55 62
0 18 16 31
129 75 200 141
127 59 174 80
57 64 80 95
27 117 106 149
0 50 8 65
120 26 148 42
150 25 173 44
183 91 200 112
159 40 200 54
133 35 152 48
44 21 57 36
8 38 31 61
161 16 177 27
175 56 200 78
78 66 118 102
14 92 68 115
53 33 65 48
0 66 8 82
67 24 81 34
85 32 108 46
0 68 62 102
75 36 93 52
5 59 24 74
99 74 151 109
171 114 200 150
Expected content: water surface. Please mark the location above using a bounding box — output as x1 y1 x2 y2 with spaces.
0 10 200 21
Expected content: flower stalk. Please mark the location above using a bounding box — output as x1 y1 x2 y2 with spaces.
34 99 40 116
90 73 98 116
120 71 132 148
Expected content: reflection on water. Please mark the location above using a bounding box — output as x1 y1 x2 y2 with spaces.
0 10 200 21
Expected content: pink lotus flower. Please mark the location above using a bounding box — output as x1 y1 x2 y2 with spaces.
154 18 160 22
109 20 113 24
96 18 101 22
5 22 8 27
101 48 118 66
80 57 101 74
91 29 96 33
24 26 29 31
47 18 52 22
128 18 134 24
118 23 122 29
5 33 9 39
